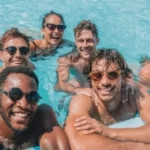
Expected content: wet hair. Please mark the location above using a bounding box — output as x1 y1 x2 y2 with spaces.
42 11 65 28
74 20 99 39
0 28 29 50
139 55 150 66
87 48 132 80
0 66 39 89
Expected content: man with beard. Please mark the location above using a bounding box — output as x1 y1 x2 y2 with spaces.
0 66 70 150
65 49 150 150
55 20 99 94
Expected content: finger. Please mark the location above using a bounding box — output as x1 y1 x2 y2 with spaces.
83 129 96 134
74 119 88 127
75 116 87 122
76 124 91 131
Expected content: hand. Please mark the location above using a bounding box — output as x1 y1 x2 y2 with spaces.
0 136 16 150
74 116 110 136
74 88 92 96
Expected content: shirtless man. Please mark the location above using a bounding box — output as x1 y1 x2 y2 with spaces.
0 66 70 150
55 20 99 94
0 28 35 72
64 48 150 150
65 56 150 148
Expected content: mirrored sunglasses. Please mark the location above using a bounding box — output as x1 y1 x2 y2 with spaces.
89 71 121 81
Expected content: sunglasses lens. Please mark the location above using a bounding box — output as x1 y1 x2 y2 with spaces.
5 46 17 55
47 24 56 31
26 91 41 104
57 25 66 31
19 47 29 55
9 88 23 101
108 71 119 80
46 24 66 31
91 72 102 81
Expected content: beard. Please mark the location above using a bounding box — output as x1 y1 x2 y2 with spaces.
0 103 31 134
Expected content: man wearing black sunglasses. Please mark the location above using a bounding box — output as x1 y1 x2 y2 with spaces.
0 28 35 72
65 49 150 150
0 66 70 149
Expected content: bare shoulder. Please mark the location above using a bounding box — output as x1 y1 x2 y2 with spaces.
29 40 42 51
69 94 93 116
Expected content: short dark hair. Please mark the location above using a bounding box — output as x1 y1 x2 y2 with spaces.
0 66 39 89
0 28 29 50
42 11 65 28
94 48 132 79
74 20 99 39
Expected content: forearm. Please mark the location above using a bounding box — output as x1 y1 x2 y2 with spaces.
107 124 150 143
55 81 76 94
66 124 150 150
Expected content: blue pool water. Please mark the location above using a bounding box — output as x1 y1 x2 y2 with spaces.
0 0 150 149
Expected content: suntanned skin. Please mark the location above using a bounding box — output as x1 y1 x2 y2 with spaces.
64 56 150 150
65 60 150 149
0 73 70 150
55 29 99 94
65 95 150 150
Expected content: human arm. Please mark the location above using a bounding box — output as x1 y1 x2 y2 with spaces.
74 115 150 143
36 104 70 150
65 95 150 150
55 57 78 94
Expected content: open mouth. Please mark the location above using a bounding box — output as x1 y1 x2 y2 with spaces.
11 112 31 121
51 35 60 40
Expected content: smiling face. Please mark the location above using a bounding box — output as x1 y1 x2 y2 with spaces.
91 59 123 103
0 38 29 67
75 30 98 60
0 73 38 132
42 14 65 46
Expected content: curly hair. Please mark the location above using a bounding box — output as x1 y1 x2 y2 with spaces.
86 48 132 81
74 20 99 39
0 66 39 89
42 11 65 28
0 28 29 50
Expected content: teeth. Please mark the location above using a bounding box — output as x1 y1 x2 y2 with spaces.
13 112 28 118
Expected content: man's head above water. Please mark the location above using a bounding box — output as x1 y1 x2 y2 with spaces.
0 66 40 133
88 48 132 103
74 20 99 60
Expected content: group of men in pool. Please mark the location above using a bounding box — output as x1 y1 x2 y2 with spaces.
0 11 150 149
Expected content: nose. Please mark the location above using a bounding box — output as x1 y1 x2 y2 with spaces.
53 27 59 33
16 96 29 110
14 49 21 58
82 40 88 47
99 75 111 87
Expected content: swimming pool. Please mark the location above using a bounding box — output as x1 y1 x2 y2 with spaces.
0 0 150 149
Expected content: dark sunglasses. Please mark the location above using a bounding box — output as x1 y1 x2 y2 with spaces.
89 71 121 82
0 88 41 104
3 46 29 55
45 23 66 32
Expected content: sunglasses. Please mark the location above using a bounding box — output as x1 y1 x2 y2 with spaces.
89 71 121 82
3 46 29 55
45 23 66 32
0 88 41 104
